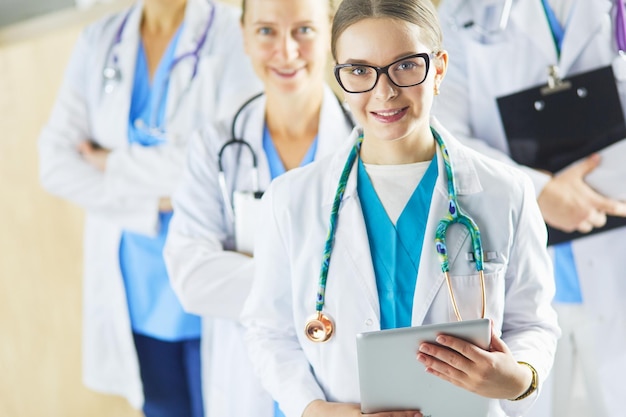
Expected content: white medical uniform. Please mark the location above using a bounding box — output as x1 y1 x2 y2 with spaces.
38 0 261 408
164 86 354 417
241 118 560 417
435 1 626 416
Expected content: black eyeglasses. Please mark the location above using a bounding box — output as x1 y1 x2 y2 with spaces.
334 52 434 94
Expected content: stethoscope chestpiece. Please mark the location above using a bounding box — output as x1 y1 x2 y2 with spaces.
304 311 334 343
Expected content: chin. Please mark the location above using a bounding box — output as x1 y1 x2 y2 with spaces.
274 79 312 95
367 123 410 142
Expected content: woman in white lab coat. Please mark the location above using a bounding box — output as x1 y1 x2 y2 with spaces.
241 0 560 416
37 0 260 414
163 0 353 416
435 1 626 416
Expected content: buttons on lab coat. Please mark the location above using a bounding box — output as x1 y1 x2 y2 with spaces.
365 318 373 326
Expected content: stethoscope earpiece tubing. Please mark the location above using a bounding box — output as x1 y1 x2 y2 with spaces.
216 93 266 221
102 2 215 95
218 139 259 171
230 92 265 139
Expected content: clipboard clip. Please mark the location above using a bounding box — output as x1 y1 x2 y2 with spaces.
540 65 572 96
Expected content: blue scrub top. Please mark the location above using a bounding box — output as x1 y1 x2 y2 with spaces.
119 25 201 341
357 157 438 330
262 124 318 179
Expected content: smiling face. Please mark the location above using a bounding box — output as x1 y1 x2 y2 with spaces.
334 17 447 148
241 0 331 96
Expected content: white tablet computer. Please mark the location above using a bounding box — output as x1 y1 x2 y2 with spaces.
356 318 491 416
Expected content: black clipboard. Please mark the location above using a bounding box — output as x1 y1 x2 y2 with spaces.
497 65 626 245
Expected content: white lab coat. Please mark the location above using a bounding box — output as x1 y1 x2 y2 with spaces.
435 1 626 413
38 0 261 408
241 118 560 417
164 86 354 417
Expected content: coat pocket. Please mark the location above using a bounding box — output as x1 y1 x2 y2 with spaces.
430 266 506 324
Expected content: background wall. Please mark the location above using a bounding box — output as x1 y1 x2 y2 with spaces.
0 0 73 29
0 1 436 416
0 2 139 415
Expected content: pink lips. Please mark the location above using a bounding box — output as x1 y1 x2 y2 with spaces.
370 107 408 123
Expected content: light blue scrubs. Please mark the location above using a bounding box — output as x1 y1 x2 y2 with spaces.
119 24 202 341
357 157 438 329
263 125 318 178
541 0 582 303
263 124 317 417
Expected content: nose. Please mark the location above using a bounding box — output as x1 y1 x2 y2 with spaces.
372 72 398 101
277 32 299 61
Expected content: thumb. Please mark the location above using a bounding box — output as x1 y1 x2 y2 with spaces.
77 141 92 155
572 153 601 176
488 320 510 354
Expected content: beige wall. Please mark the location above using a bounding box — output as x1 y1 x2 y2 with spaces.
0 2 143 415
0 0 436 416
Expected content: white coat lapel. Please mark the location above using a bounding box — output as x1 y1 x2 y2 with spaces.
322 137 381 322
165 0 214 133
216 93 269 194
316 87 354 159
412 125 483 325
412 141 451 326
510 0 557 65
412 174 448 325
97 4 141 149
240 94 272 190
559 0 612 74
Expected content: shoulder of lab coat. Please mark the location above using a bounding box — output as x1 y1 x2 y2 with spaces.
242 118 559 416
165 85 352 319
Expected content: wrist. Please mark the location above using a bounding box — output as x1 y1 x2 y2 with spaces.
509 361 538 401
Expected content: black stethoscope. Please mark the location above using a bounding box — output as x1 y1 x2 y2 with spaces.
101 3 215 137
217 92 355 224
218 92 265 224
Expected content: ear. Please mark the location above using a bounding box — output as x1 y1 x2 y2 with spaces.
433 50 449 90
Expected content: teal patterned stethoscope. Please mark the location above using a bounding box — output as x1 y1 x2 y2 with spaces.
304 127 487 343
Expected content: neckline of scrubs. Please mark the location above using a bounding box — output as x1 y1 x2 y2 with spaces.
262 124 319 179
357 156 438 329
